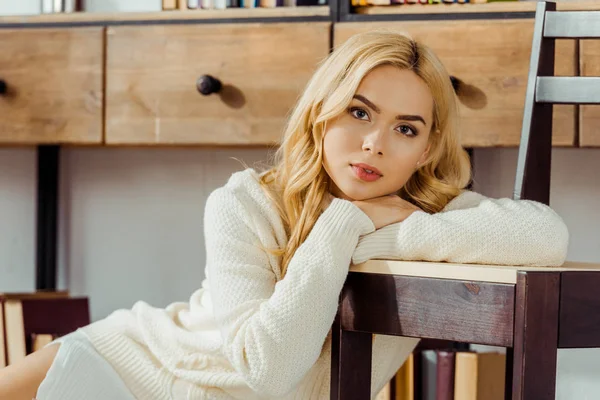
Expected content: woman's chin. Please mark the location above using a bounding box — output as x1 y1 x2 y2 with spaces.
336 187 381 202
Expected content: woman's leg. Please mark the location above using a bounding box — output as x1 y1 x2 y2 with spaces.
0 343 60 400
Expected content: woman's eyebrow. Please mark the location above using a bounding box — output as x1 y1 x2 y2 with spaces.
353 94 426 125
396 114 426 125
353 94 381 113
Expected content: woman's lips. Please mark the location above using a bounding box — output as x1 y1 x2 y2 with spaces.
351 165 382 182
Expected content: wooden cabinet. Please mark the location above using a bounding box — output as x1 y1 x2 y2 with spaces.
104 22 330 146
580 40 600 147
0 28 103 144
335 20 577 147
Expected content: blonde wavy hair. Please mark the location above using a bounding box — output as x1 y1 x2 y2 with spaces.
259 30 471 278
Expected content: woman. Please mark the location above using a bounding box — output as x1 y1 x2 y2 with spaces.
0 30 568 400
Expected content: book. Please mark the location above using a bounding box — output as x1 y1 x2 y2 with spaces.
64 0 76 12
163 0 177 9
53 0 64 12
395 352 414 400
30 333 55 353
41 0 54 13
375 381 392 400
0 291 70 365
3 296 89 365
0 291 69 301
454 352 506 400
422 350 437 400
435 350 456 400
215 0 228 9
0 303 5 368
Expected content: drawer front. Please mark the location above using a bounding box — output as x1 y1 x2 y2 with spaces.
581 40 600 147
105 22 330 146
0 28 103 144
335 20 576 147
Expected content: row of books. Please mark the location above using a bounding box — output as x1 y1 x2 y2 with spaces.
0 291 90 367
41 0 82 13
162 0 324 10
376 348 506 400
352 0 489 5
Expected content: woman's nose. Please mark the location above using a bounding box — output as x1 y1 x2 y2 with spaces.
362 130 385 156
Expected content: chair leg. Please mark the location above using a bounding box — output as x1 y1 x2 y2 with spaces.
331 313 373 400
504 347 514 400
509 272 560 400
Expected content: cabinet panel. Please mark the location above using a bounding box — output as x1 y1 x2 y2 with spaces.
0 28 103 144
105 22 330 146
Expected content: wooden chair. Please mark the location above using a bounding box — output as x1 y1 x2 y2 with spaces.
330 2 600 399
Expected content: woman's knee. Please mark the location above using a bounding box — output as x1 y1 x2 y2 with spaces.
0 343 60 400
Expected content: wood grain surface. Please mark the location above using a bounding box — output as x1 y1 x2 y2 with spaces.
0 28 103 144
105 22 330 145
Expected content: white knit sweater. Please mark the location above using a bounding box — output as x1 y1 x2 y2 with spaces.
81 168 569 400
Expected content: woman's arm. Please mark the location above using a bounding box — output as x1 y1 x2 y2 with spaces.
204 187 374 398
351 191 569 267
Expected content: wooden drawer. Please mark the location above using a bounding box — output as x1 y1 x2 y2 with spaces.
335 20 577 147
105 22 330 146
0 28 103 144
580 40 600 147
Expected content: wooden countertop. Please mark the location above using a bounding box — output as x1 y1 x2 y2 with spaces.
350 259 600 284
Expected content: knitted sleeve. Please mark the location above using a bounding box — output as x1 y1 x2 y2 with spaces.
204 187 375 398
351 191 569 267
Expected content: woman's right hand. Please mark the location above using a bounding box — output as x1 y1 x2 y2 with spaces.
352 194 422 230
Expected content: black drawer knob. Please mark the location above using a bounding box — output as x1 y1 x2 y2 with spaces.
196 75 222 96
0 80 7 95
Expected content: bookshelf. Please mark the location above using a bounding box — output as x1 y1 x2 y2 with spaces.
338 0 600 22
354 1 539 15
0 1 598 26
0 6 330 25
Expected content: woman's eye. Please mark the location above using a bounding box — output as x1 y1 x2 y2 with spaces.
397 124 418 137
349 107 369 121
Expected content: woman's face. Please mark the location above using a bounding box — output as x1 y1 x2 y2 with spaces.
322 65 434 201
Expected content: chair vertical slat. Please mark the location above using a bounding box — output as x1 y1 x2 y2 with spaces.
513 1 556 205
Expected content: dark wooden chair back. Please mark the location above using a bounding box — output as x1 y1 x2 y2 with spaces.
514 1 600 205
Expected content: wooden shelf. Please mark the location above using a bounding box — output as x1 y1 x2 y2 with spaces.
0 6 329 26
355 0 600 15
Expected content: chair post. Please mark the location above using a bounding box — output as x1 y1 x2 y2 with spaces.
331 301 373 399
509 271 560 400
513 1 556 205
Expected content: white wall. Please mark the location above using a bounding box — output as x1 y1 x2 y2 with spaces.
0 148 36 292
473 148 600 263
56 147 270 319
0 0 40 15
39 147 595 319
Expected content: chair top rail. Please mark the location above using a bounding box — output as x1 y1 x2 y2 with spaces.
350 259 600 284
545 11 600 38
